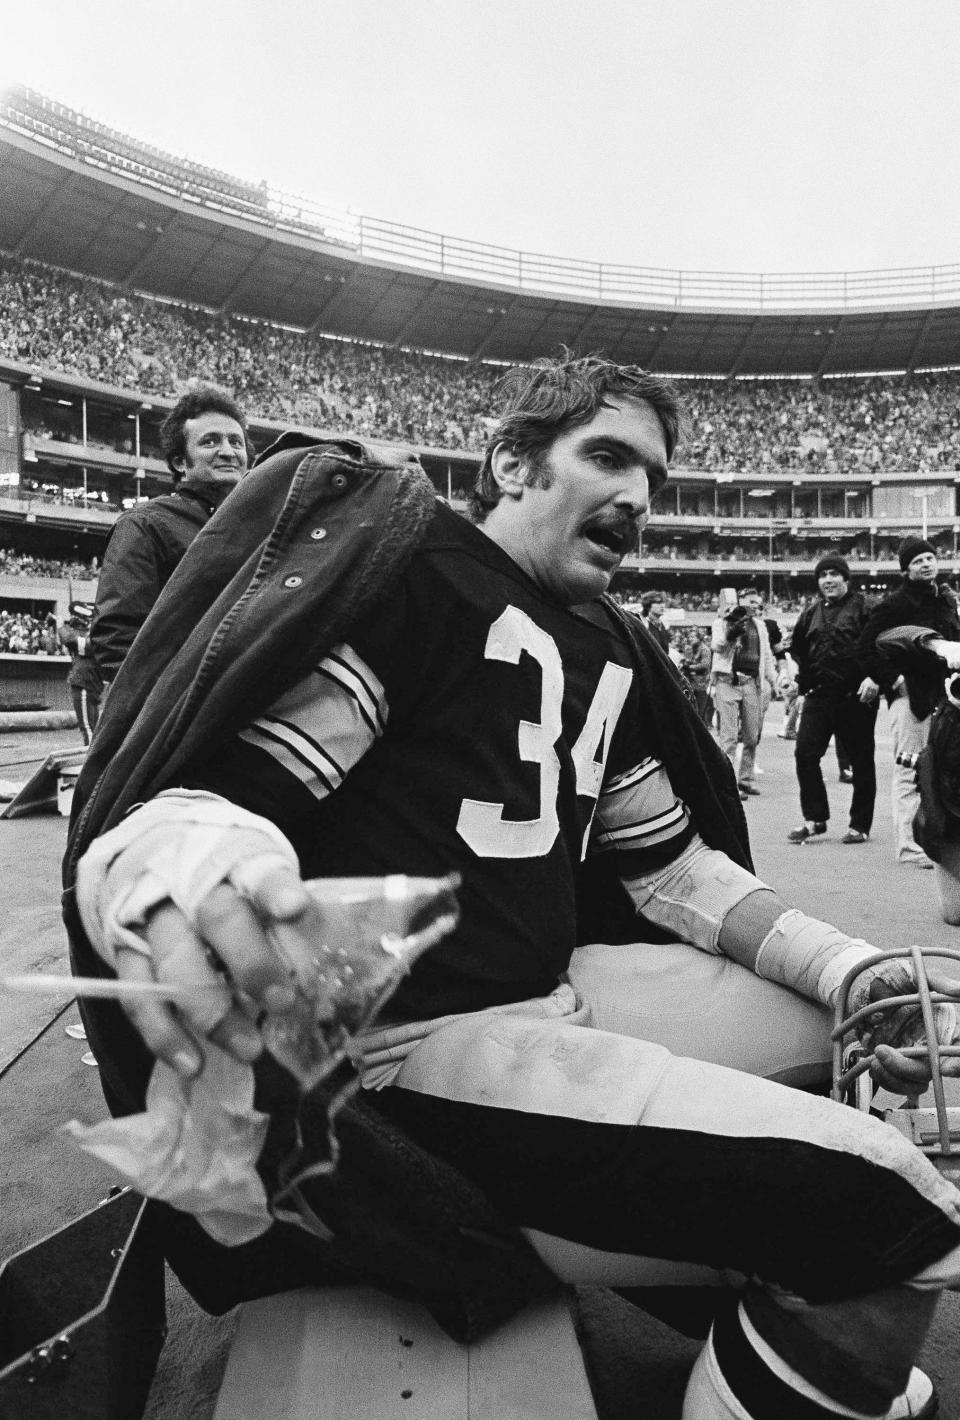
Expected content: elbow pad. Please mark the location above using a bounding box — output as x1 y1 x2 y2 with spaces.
621 835 771 954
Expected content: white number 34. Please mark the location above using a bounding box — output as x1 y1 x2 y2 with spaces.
456 605 632 859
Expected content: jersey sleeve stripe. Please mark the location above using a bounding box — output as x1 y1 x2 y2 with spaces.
592 754 691 858
236 641 386 803
593 800 690 850
240 722 342 796
316 646 388 736
601 757 661 795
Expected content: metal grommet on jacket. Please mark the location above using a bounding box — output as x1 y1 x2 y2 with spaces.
282 575 303 589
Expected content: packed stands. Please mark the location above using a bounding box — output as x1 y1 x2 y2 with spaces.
4 254 960 472
0 548 97 581
0 609 60 655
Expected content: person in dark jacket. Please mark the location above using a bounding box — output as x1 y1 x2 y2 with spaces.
639 589 672 655
59 600 102 745
89 384 252 688
786 554 878 845
855 536 960 867
69 357 960 1420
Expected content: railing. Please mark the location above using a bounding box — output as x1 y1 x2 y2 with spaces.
4 84 960 312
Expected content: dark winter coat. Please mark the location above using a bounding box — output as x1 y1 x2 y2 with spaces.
856 578 960 720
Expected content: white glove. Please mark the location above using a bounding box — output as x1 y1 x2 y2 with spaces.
928 637 960 671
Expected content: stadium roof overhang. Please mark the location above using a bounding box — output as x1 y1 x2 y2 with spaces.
3 126 960 377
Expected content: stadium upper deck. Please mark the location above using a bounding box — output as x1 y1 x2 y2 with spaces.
3 83 960 376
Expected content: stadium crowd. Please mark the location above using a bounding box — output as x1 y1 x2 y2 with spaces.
4 254 960 471
0 548 97 581
0 609 59 655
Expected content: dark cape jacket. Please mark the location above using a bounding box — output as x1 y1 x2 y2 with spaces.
856 578 960 721
63 434 750 1336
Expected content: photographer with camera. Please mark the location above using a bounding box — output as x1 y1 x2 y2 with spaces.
710 586 777 798
787 554 877 845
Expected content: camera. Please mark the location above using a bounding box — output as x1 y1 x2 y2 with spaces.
723 605 749 637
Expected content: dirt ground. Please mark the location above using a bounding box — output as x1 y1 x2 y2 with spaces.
2 711 960 1417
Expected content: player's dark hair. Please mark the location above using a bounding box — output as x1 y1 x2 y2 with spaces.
160 384 253 482
471 353 683 523
738 586 761 599
640 590 664 612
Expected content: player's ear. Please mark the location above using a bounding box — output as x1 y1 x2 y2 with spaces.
489 441 528 500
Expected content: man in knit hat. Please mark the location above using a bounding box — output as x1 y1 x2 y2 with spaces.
855 536 960 867
786 553 878 844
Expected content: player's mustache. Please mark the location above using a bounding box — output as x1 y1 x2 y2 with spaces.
584 512 643 551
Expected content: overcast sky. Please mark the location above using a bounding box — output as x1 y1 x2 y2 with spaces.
2 0 959 277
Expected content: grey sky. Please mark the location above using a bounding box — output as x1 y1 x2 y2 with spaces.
3 0 959 277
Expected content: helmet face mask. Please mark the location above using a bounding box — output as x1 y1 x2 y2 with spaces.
833 946 960 1180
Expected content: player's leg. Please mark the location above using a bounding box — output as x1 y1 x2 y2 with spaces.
566 939 832 1087
374 1014 960 1416
684 1286 939 1418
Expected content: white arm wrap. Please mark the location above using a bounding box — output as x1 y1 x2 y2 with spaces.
620 835 771 954
76 789 299 969
753 909 878 1007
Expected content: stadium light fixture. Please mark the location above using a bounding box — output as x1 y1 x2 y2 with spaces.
910 488 933 540
747 488 775 601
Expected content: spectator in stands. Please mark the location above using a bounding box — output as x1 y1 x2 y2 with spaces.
59 601 102 745
638 590 671 655
855 537 960 869
786 555 878 846
710 586 777 799
90 385 252 687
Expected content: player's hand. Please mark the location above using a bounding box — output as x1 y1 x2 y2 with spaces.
114 862 324 1079
856 676 880 703
851 961 960 1094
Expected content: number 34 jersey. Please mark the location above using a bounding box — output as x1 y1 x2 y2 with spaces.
195 504 695 1020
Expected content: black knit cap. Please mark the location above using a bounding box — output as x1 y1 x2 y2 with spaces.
814 553 850 580
898 536 936 572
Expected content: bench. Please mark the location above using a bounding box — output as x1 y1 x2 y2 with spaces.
213 1286 599 1419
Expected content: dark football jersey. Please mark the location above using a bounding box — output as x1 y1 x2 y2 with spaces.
188 504 693 1019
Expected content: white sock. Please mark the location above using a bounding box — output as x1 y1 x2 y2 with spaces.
681 1303 932 1419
